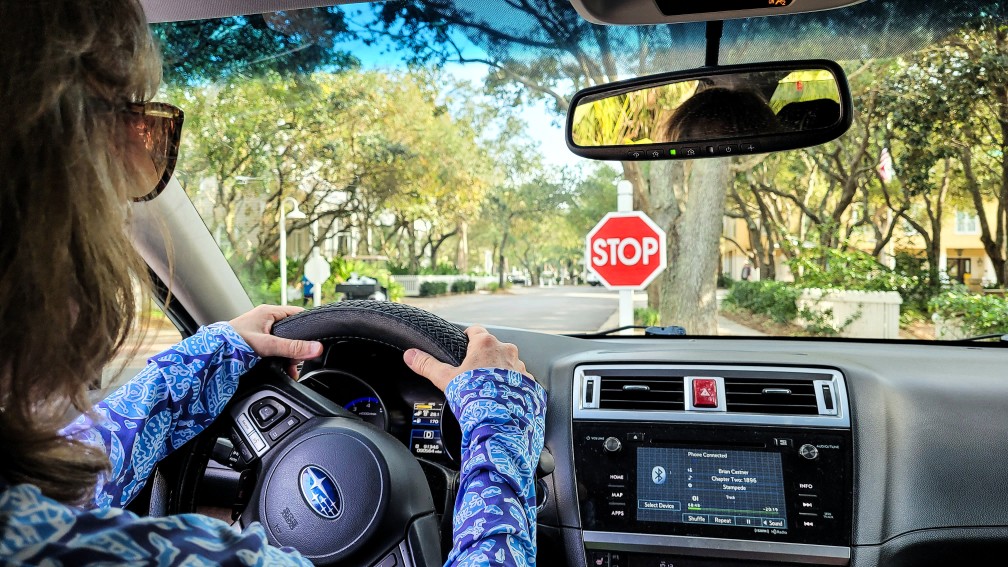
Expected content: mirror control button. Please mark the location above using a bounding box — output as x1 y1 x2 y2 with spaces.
250 398 288 429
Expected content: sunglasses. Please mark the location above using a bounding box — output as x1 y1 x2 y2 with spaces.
121 101 184 202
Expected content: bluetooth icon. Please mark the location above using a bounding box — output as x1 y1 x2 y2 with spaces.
652 466 667 485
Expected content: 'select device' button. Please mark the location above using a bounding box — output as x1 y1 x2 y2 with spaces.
692 378 719 408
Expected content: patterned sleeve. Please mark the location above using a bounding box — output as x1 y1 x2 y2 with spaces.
443 368 547 567
0 483 312 566
60 322 260 509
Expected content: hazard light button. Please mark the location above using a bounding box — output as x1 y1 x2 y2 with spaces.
693 378 719 408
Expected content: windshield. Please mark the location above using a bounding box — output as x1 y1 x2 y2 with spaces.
154 0 1008 340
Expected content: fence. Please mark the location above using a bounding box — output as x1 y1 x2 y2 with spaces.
391 275 498 297
797 289 903 339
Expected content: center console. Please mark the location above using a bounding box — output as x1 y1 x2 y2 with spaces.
571 365 853 566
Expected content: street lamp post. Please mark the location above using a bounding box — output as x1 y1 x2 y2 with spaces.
279 197 307 305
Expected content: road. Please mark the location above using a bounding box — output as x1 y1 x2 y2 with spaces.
403 285 626 334
402 285 764 336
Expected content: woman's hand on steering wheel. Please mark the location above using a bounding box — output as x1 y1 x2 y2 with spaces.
403 325 529 392
229 305 324 378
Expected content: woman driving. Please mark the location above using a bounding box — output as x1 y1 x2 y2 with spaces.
0 0 545 565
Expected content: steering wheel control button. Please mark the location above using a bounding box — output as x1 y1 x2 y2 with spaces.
588 551 610 567
603 436 622 453
267 415 302 442
250 398 288 429
247 430 266 452
692 378 719 408
237 414 255 436
376 553 398 567
800 443 820 460
230 431 255 463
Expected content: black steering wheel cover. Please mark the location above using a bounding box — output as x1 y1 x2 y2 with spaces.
271 301 469 365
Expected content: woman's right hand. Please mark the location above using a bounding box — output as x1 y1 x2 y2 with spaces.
403 326 529 391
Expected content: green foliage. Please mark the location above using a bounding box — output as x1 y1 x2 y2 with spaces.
724 280 801 324
634 307 661 327
929 289 1008 336
788 246 913 292
419 281 449 297
153 9 358 84
422 263 461 276
450 280 477 293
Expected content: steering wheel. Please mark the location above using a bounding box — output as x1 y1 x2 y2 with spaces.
153 301 469 566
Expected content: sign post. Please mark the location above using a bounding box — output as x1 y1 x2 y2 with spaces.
585 182 667 333
616 182 635 331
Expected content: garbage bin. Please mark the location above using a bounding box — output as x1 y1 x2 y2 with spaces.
335 274 388 301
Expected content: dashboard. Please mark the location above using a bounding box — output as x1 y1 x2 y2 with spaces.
206 329 1008 567
297 339 461 469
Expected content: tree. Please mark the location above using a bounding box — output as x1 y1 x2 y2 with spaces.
155 8 358 84
166 68 491 286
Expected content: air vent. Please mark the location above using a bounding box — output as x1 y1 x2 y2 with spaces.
599 375 685 411
723 377 819 415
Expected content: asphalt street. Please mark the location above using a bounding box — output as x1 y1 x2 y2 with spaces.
402 284 628 334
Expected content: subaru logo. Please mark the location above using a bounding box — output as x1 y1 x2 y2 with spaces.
299 465 342 519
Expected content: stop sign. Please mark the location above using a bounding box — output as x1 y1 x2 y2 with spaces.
585 211 667 289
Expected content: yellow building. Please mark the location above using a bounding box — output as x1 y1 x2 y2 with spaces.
720 206 1001 290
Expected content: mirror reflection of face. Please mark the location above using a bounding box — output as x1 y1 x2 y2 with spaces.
571 69 842 147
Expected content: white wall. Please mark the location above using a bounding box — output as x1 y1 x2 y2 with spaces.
798 289 903 339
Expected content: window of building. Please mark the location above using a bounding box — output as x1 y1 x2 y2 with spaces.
955 210 980 234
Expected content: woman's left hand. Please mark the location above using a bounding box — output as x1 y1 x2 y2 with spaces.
229 305 324 378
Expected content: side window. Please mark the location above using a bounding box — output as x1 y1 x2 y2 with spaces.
102 304 182 390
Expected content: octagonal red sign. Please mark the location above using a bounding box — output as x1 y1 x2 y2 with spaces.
585 211 667 289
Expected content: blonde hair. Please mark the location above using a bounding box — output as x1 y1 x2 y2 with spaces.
0 0 163 504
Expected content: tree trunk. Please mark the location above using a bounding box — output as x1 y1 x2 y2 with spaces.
658 159 732 335
497 225 510 287
644 161 683 311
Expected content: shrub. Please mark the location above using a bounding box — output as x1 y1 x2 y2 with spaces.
929 288 1008 336
634 307 661 327
419 281 449 297
451 279 477 293
724 280 801 324
420 262 460 275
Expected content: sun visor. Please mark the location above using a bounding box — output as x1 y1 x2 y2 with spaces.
568 0 867 25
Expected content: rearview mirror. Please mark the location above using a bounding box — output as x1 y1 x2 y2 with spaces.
566 60 852 160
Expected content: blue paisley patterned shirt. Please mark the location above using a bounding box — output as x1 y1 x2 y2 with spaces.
444 368 547 567
0 322 547 567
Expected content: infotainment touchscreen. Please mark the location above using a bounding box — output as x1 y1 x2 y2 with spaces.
636 447 788 529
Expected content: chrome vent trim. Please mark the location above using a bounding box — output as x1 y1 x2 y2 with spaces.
723 377 819 415
599 374 685 411
573 365 850 428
